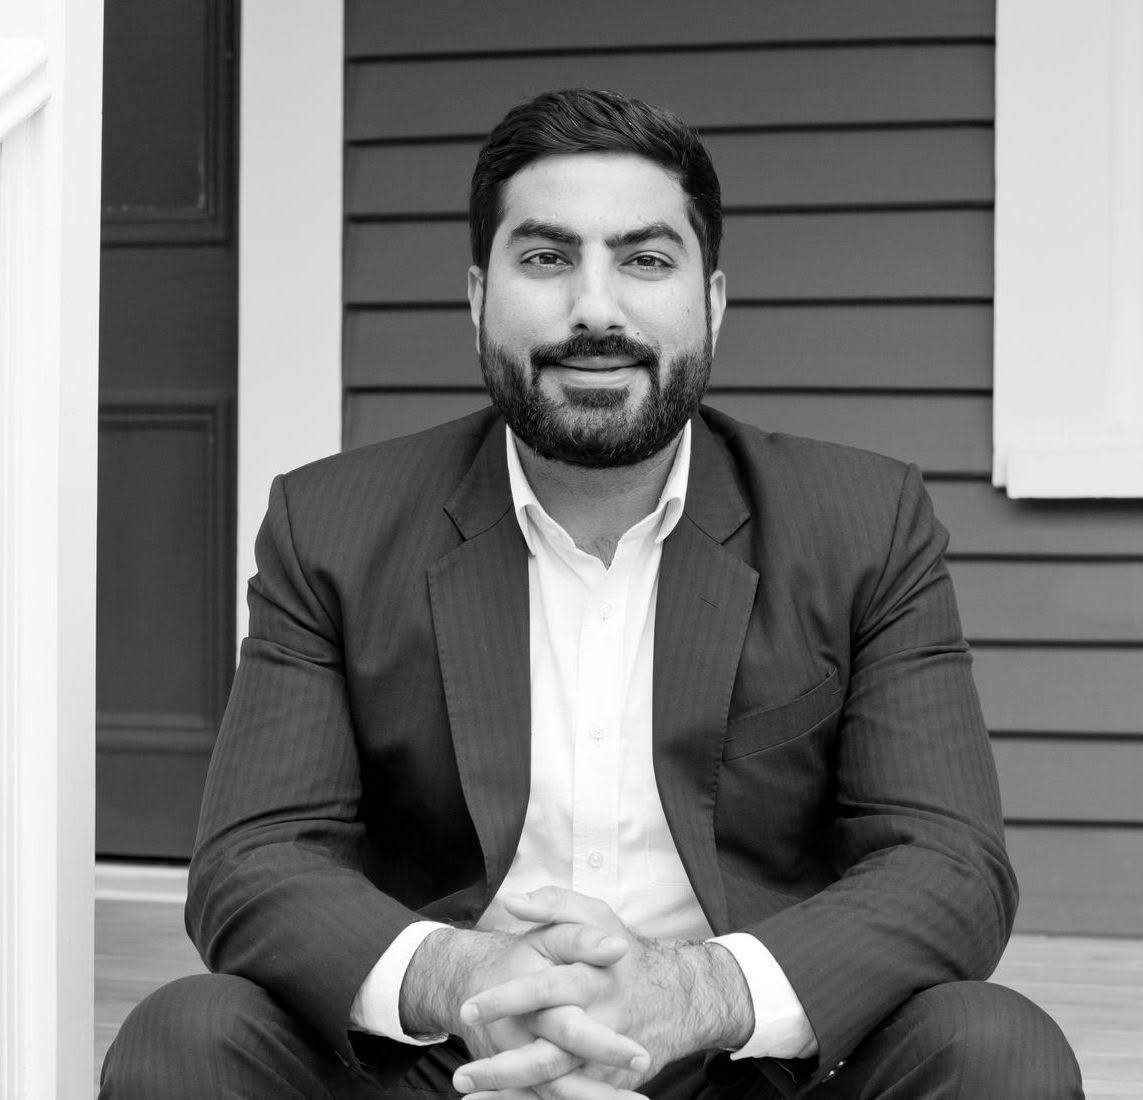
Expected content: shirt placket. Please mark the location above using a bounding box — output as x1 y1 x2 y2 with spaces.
570 559 627 906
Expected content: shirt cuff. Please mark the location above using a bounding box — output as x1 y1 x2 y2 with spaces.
707 932 818 1061
349 920 452 1044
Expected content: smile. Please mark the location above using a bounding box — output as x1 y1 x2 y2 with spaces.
546 362 644 389
557 355 642 370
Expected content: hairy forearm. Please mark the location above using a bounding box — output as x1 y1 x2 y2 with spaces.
649 941 754 1059
399 926 510 1035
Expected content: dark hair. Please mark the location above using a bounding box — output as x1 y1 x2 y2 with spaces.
469 88 722 275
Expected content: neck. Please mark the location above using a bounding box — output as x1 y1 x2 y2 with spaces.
516 433 683 565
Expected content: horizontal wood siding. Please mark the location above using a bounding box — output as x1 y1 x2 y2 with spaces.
345 304 994 391
346 48 994 138
346 392 992 475
348 130 995 217
346 1 997 55
343 1 1143 933
347 212 993 303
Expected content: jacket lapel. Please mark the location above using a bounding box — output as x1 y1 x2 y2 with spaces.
428 413 758 929
653 415 758 933
428 421 532 907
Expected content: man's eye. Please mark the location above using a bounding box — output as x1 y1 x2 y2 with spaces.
523 251 568 267
628 254 671 270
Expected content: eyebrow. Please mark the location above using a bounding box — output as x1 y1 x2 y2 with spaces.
507 218 687 253
606 222 687 251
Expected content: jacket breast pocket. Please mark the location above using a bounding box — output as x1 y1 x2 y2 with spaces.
723 667 842 760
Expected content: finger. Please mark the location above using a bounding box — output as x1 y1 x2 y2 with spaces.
503 888 613 928
463 1090 540 1100
532 1006 650 1074
534 922 628 967
454 1037 578 1092
536 1071 650 1100
461 967 601 1025
464 1076 647 1100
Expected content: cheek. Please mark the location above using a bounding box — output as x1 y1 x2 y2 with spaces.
629 286 706 344
483 276 563 338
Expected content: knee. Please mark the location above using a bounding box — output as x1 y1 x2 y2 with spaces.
899 982 1083 1099
99 973 287 1098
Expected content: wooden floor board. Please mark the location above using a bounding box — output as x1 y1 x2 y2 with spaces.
990 935 1143 1095
94 867 1143 1096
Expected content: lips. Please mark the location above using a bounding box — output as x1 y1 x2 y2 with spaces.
557 356 643 371
530 335 659 372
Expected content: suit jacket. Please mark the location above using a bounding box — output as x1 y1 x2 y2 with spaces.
187 405 1016 1088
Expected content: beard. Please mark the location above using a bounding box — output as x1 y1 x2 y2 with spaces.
479 321 713 469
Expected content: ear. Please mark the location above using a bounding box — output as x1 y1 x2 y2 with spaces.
467 265 485 354
708 270 727 352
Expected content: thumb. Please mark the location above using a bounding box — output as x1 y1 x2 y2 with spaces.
502 887 611 928
532 920 629 966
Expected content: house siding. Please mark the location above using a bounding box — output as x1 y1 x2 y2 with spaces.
342 0 1143 933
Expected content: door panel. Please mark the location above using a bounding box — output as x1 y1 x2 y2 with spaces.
96 0 237 858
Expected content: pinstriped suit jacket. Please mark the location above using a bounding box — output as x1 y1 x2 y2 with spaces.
187 404 1017 1088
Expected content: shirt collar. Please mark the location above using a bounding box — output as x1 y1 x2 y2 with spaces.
506 421 692 557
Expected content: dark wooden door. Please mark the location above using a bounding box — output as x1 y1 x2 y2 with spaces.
96 0 238 858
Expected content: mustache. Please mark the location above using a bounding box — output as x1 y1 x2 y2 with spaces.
529 333 659 369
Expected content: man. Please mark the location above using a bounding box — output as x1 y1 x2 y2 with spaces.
102 89 1083 1099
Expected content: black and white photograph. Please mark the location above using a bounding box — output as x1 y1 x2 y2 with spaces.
1 2 1141 1096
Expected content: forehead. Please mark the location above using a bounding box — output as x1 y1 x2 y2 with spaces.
496 152 694 244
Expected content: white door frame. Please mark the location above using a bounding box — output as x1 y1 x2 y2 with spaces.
0 2 103 1095
2 0 343 1089
237 0 343 648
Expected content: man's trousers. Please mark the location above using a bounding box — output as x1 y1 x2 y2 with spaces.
99 972 1084 1099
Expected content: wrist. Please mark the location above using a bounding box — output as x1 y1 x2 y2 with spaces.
400 926 509 1036
689 942 755 1052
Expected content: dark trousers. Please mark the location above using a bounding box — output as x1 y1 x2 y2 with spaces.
100 973 1084 1099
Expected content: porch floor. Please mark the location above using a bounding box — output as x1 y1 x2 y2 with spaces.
94 863 1143 1097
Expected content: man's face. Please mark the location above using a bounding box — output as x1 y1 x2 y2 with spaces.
468 152 726 467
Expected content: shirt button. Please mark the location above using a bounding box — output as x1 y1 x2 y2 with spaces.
589 726 605 742
599 602 614 620
587 851 604 870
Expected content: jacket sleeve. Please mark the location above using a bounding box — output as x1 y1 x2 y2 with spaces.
746 463 1018 1085
185 474 421 1065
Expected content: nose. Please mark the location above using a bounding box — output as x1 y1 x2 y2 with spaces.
568 258 625 335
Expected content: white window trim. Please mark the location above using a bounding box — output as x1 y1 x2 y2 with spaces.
994 0 1143 498
0 6 102 1096
237 0 343 649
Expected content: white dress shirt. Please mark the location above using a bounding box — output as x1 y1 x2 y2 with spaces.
351 423 816 1061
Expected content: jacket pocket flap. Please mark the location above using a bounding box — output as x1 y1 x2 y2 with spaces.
724 667 842 759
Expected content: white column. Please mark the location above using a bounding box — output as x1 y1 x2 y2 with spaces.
237 0 343 649
0 1 103 1095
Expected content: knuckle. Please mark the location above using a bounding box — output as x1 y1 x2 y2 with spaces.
541 1051 572 1079
539 1079 574 1100
589 898 614 921
570 962 600 996
537 968 560 1000
576 926 604 952
539 1005 579 1045
473 1068 504 1090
